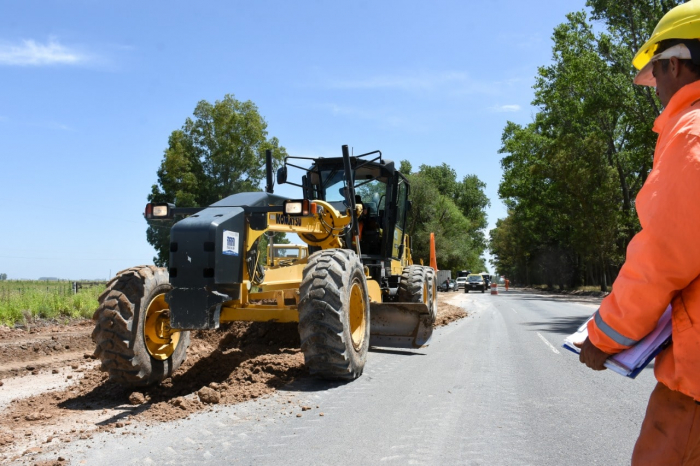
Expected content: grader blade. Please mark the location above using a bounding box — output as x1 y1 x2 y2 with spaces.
369 302 433 349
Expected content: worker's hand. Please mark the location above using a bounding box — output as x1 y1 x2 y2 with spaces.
574 337 610 371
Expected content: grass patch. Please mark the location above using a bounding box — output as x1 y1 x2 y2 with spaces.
0 281 104 326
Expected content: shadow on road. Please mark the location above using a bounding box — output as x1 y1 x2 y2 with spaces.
504 294 603 306
369 348 426 356
277 378 346 393
499 288 604 306
520 315 591 336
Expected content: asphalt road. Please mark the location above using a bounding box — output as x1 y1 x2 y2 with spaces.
47 289 656 465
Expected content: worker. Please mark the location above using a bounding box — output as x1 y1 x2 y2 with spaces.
576 2 700 464
505 279 509 291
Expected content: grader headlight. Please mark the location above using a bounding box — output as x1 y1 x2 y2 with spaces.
145 202 175 220
153 205 169 217
284 199 312 216
284 201 303 215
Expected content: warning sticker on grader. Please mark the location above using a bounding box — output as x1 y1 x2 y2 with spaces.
222 230 239 256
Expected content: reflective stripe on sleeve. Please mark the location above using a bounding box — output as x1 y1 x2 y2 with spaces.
594 311 638 347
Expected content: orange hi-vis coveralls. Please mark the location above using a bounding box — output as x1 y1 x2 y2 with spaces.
589 81 700 463
589 80 700 399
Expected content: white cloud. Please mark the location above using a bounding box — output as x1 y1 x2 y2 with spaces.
489 104 521 113
0 38 89 66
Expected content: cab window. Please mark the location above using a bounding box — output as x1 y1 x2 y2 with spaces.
396 180 407 229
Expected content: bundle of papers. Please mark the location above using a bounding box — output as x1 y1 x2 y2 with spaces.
563 305 672 379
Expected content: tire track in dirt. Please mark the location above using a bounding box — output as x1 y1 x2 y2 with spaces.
0 321 94 380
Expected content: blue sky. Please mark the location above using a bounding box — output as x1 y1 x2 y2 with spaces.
0 0 588 279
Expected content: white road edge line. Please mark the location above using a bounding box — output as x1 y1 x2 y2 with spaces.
537 332 560 354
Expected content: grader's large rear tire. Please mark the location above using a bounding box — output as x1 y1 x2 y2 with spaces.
398 265 435 324
298 249 370 380
91 266 190 387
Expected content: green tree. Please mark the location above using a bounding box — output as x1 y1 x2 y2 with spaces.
147 94 288 265
491 3 672 289
411 162 491 255
404 163 489 273
419 163 459 198
455 175 490 251
0 273 7 281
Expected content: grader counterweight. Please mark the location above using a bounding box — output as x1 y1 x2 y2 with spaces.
92 145 437 386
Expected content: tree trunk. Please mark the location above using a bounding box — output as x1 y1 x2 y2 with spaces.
600 258 608 292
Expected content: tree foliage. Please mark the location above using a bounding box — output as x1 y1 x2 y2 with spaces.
490 1 682 289
404 162 490 274
147 94 288 265
0 273 6 281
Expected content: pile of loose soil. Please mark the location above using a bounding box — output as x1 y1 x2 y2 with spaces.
435 296 468 326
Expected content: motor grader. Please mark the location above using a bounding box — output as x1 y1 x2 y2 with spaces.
92 145 437 387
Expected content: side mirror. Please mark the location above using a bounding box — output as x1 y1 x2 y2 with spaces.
277 166 287 185
309 171 320 185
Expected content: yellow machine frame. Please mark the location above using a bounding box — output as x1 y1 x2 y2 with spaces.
216 199 412 324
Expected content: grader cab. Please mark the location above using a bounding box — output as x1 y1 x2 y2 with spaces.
92 145 437 387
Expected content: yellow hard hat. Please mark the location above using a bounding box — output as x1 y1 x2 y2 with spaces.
633 0 700 71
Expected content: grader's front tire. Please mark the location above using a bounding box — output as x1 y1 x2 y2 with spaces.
298 249 370 380
398 265 436 324
91 266 190 387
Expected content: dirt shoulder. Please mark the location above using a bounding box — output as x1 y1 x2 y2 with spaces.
435 292 468 326
0 320 94 380
0 296 468 463
516 285 609 299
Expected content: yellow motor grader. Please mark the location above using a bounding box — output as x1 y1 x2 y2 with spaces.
92 145 437 386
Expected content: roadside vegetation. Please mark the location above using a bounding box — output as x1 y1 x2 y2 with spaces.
0 281 102 325
490 0 681 290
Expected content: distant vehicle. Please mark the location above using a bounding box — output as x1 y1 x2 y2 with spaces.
464 274 486 293
455 277 468 290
